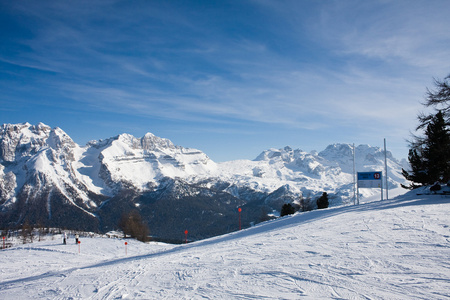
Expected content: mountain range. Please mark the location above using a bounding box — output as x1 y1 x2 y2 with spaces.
0 122 409 241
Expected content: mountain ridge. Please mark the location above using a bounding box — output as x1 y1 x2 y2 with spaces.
0 122 409 240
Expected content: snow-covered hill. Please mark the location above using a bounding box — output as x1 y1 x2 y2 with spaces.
1 191 448 299
0 122 409 240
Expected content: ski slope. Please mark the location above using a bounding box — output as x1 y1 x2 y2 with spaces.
1 190 449 299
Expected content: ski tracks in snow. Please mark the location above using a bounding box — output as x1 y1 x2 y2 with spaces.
1 194 449 299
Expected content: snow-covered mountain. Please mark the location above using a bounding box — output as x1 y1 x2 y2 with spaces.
216 143 407 205
0 122 409 240
74 131 216 194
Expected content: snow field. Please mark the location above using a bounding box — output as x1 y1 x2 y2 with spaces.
1 191 449 299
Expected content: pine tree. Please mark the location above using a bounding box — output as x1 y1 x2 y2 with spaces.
280 203 295 216
423 111 450 183
404 74 450 187
404 111 450 186
402 148 427 187
316 192 329 209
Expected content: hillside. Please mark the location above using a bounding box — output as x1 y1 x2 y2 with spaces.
1 190 448 299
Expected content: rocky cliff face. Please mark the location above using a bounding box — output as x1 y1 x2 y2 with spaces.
0 123 102 230
0 123 408 241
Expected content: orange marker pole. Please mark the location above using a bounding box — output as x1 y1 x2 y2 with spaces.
238 207 242 230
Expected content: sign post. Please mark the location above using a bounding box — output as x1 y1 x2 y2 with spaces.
384 138 389 201
353 143 356 205
357 171 383 204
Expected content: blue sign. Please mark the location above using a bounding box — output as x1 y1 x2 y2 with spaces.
357 171 382 188
357 172 382 181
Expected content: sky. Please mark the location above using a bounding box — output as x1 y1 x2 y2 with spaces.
1 0 449 162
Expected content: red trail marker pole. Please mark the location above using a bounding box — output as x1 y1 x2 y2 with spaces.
78 240 81 254
2 236 5 249
184 230 188 244
238 207 242 230
125 241 128 256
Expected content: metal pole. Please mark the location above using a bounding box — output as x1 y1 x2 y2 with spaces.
384 138 389 200
381 172 383 201
380 173 383 201
353 143 356 205
357 181 360 205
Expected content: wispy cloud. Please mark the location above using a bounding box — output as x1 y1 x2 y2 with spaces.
1 0 449 160
312 1 450 71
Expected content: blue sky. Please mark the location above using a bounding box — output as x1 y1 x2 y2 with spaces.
1 0 449 162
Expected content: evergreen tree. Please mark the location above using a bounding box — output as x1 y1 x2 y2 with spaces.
316 192 329 209
280 203 295 216
401 148 427 187
404 111 450 186
423 111 450 183
404 74 450 187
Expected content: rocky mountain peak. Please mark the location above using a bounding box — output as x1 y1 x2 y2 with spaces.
254 146 298 162
0 123 76 163
112 132 177 152
141 132 176 151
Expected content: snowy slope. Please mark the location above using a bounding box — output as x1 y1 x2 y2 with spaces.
1 190 448 299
